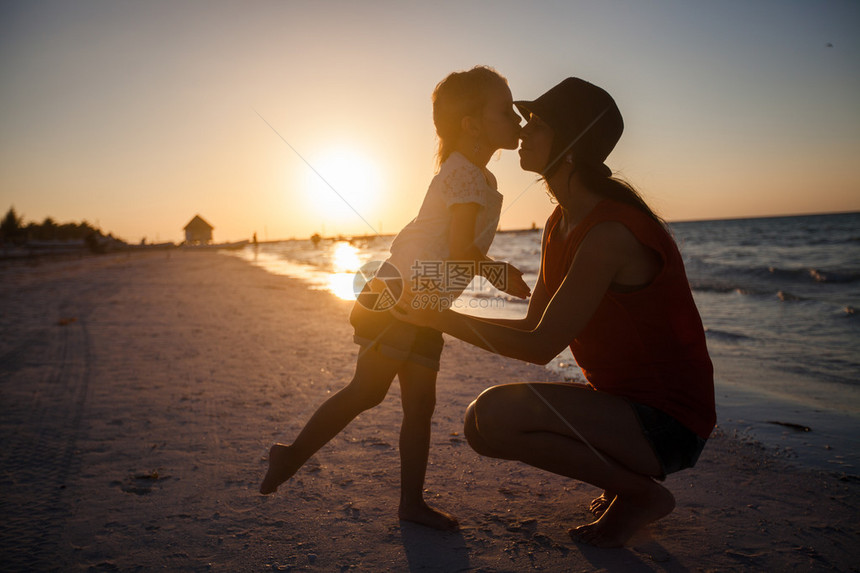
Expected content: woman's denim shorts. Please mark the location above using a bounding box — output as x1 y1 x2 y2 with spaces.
629 401 707 479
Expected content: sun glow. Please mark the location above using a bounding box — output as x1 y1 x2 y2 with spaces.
298 148 382 234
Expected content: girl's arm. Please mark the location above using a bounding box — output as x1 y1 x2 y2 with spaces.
469 219 553 330
448 203 530 299
399 221 631 364
448 202 484 262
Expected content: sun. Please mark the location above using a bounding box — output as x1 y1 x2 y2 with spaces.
298 148 382 233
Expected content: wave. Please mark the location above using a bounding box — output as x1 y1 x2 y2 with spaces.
690 282 768 296
776 291 808 302
465 291 528 304
689 279 784 298
804 268 860 284
704 328 754 343
691 283 830 305
686 257 860 298
763 265 860 284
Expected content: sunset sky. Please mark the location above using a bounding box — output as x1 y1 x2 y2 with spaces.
2 1 858 243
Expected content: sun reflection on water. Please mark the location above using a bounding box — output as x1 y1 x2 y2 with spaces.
328 242 362 300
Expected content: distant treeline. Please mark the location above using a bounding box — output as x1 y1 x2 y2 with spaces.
1 206 114 243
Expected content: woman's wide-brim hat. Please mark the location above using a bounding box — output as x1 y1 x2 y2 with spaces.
515 77 623 174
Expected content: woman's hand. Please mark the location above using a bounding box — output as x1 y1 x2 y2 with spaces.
485 261 531 299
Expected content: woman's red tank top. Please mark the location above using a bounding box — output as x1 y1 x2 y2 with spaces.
542 200 715 438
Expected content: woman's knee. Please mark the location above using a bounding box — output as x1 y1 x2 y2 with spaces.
463 402 498 457
463 401 491 454
474 385 527 434
464 388 520 456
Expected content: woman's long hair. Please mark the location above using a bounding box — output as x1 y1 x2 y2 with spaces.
584 164 666 228
550 161 668 229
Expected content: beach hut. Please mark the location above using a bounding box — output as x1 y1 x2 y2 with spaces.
183 215 214 245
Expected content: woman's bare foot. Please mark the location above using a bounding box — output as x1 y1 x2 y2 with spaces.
398 500 459 531
570 481 675 547
589 490 616 517
260 444 299 494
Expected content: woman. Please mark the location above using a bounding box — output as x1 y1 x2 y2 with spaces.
396 78 715 547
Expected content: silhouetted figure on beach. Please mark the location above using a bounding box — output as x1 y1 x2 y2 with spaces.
397 78 715 546
260 67 530 530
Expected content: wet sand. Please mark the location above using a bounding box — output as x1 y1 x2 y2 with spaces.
1 251 857 571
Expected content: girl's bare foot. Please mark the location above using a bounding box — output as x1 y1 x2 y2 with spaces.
589 490 616 517
398 500 459 531
570 481 675 547
260 444 299 494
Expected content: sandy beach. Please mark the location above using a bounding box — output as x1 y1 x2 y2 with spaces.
1 251 857 572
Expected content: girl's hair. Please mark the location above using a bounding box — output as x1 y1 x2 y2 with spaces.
432 66 508 168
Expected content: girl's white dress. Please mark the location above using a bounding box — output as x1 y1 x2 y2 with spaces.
387 152 503 307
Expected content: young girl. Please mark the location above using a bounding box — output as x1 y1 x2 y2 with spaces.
260 66 529 530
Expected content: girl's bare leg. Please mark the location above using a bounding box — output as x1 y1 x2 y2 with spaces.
396 360 458 530
260 347 401 494
466 383 673 547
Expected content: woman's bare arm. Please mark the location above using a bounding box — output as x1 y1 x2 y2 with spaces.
465 263 551 330
400 222 636 364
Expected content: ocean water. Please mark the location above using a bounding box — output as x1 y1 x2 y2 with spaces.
234 211 860 473
673 212 859 389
